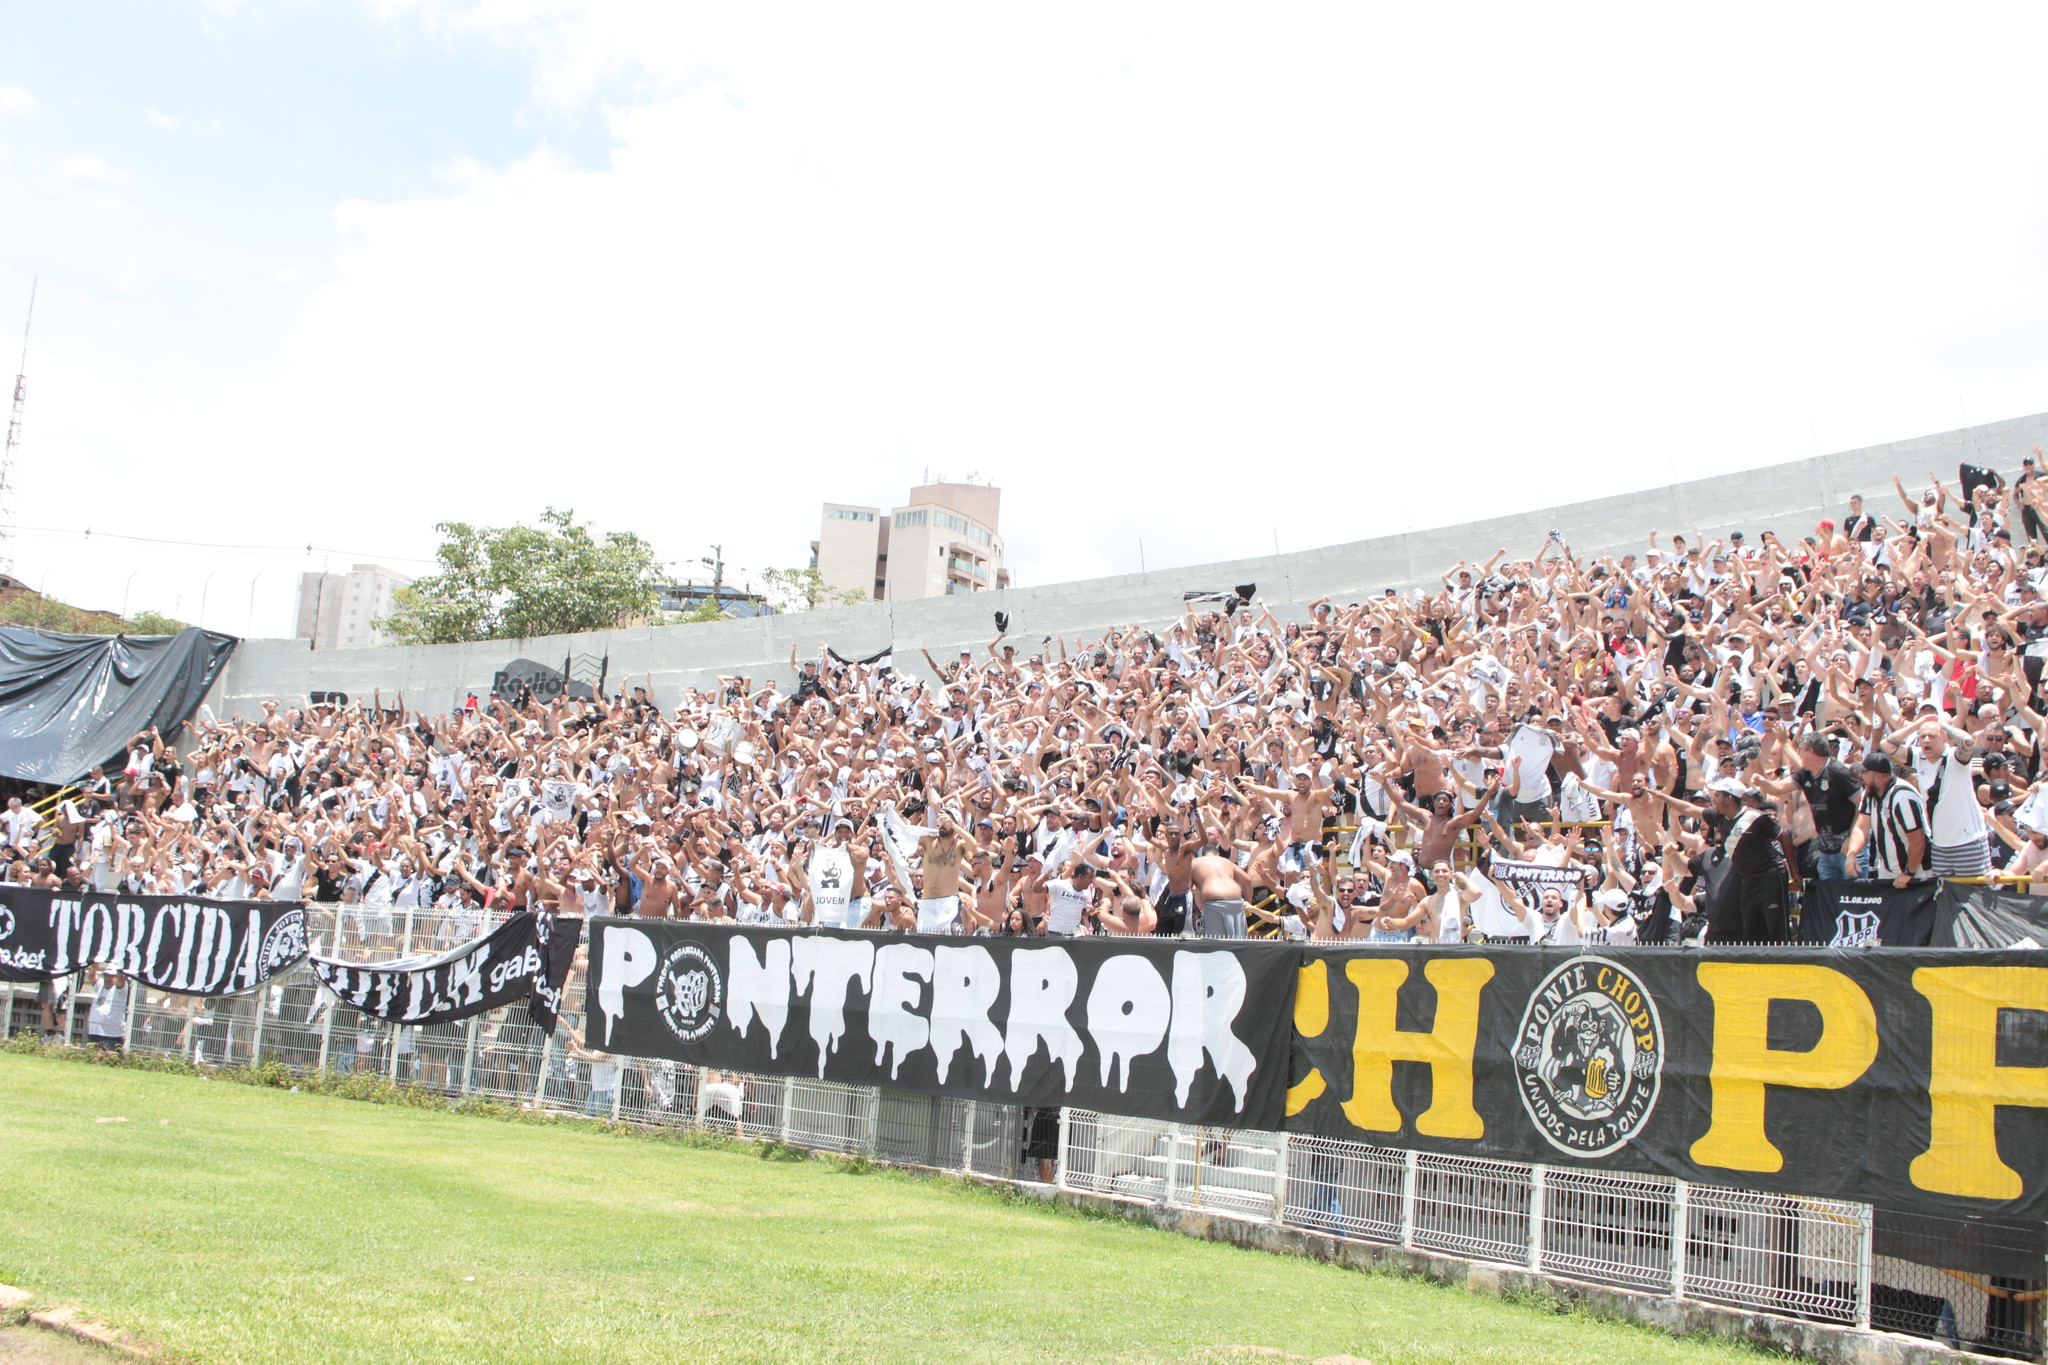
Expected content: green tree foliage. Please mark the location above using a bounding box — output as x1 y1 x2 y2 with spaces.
671 597 733 625
758 566 871 613
380 508 665 645
0 595 187 636
123 610 189 636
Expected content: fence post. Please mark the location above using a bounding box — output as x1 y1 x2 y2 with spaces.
1527 1164 1546 1272
316 999 335 1073
961 1101 977 1175
610 1065 624 1122
1270 1132 1291 1225
1054 1109 1072 1190
61 976 78 1045
249 986 268 1066
861 1084 880 1156
460 1016 478 1097
1 981 12 1039
777 1075 794 1144
1853 1202 1872 1331
531 1031 556 1111
1670 1180 1689 1299
1400 1149 1419 1250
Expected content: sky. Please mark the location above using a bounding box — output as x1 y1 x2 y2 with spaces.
6 2 2048 637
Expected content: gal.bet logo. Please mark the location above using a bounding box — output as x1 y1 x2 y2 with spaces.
1513 957 1663 1158
653 943 723 1044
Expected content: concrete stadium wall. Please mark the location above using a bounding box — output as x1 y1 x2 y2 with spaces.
209 411 2048 719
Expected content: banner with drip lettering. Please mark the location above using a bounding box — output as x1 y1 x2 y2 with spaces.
0 886 307 995
311 912 581 1035
1285 944 2048 1221
584 919 1297 1128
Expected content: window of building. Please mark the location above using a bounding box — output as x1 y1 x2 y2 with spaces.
894 510 927 528
935 511 969 534
827 509 876 522
967 525 993 547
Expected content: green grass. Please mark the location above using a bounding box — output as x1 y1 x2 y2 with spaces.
0 1055 1768 1365
0 1326 129 1364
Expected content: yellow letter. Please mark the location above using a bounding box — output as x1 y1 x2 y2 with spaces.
1286 960 1331 1116
1690 963 1878 1173
1911 966 2048 1201
1342 957 1495 1139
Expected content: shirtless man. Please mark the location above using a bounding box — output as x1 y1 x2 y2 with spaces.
1130 823 1194 934
1363 854 1426 941
502 846 540 910
1190 843 1260 939
1243 765 1334 865
1389 784 1496 870
1314 873 1375 941
1093 869 1158 935
915 812 971 933
1578 770 1667 846
636 858 686 919
1398 721 1457 802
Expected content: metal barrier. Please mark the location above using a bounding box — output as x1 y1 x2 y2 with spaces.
0 903 2036 1359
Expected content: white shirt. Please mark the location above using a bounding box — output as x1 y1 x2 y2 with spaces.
1044 878 1093 935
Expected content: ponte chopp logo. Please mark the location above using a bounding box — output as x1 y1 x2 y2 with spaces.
653 942 723 1044
0 903 15 943
1513 957 1663 1158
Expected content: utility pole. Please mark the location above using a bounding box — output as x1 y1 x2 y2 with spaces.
699 546 725 611
2 279 36 577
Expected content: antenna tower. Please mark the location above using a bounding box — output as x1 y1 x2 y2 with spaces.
1 280 35 576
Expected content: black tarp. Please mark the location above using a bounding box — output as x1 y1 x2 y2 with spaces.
1933 883 2048 948
0 627 236 785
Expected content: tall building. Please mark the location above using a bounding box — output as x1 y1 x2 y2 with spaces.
295 564 413 649
812 482 1010 601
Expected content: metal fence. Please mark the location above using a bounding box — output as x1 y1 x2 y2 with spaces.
1 903 2038 1360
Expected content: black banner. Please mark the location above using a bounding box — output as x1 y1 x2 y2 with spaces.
311 913 581 1035
585 919 1297 1128
1287 945 2048 1220
1933 884 2048 949
1799 879 1941 947
0 887 307 996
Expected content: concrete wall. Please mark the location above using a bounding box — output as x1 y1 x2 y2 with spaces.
209 411 2048 719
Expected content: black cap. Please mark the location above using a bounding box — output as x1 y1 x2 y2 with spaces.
1862 752 1892 775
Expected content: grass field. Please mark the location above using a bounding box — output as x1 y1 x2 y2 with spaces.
0 1054 1768 1365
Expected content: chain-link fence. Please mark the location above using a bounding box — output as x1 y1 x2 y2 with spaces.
1 904 2038 1360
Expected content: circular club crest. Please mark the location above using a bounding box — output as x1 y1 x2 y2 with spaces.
1513 957 1663 1158
0 903 15 944
259 911 308 976
653 943 723 1044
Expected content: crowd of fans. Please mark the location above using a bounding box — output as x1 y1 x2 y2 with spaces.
14 457 2048 949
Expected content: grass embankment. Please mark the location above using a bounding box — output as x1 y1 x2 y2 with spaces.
0 1051 1767 1365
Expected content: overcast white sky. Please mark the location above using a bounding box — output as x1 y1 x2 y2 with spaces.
5 2 2048 636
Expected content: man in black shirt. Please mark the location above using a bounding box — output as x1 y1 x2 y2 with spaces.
1647 776 1794 943
1792 733 1860 881
1843 493 1877 543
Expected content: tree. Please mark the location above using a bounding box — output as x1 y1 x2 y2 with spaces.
0 594 89 632
758 566 871 614
380 508 665 645
123 610 189 636
671 598 732 625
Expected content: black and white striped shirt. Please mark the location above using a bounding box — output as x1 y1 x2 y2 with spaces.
1860 779 1929 879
